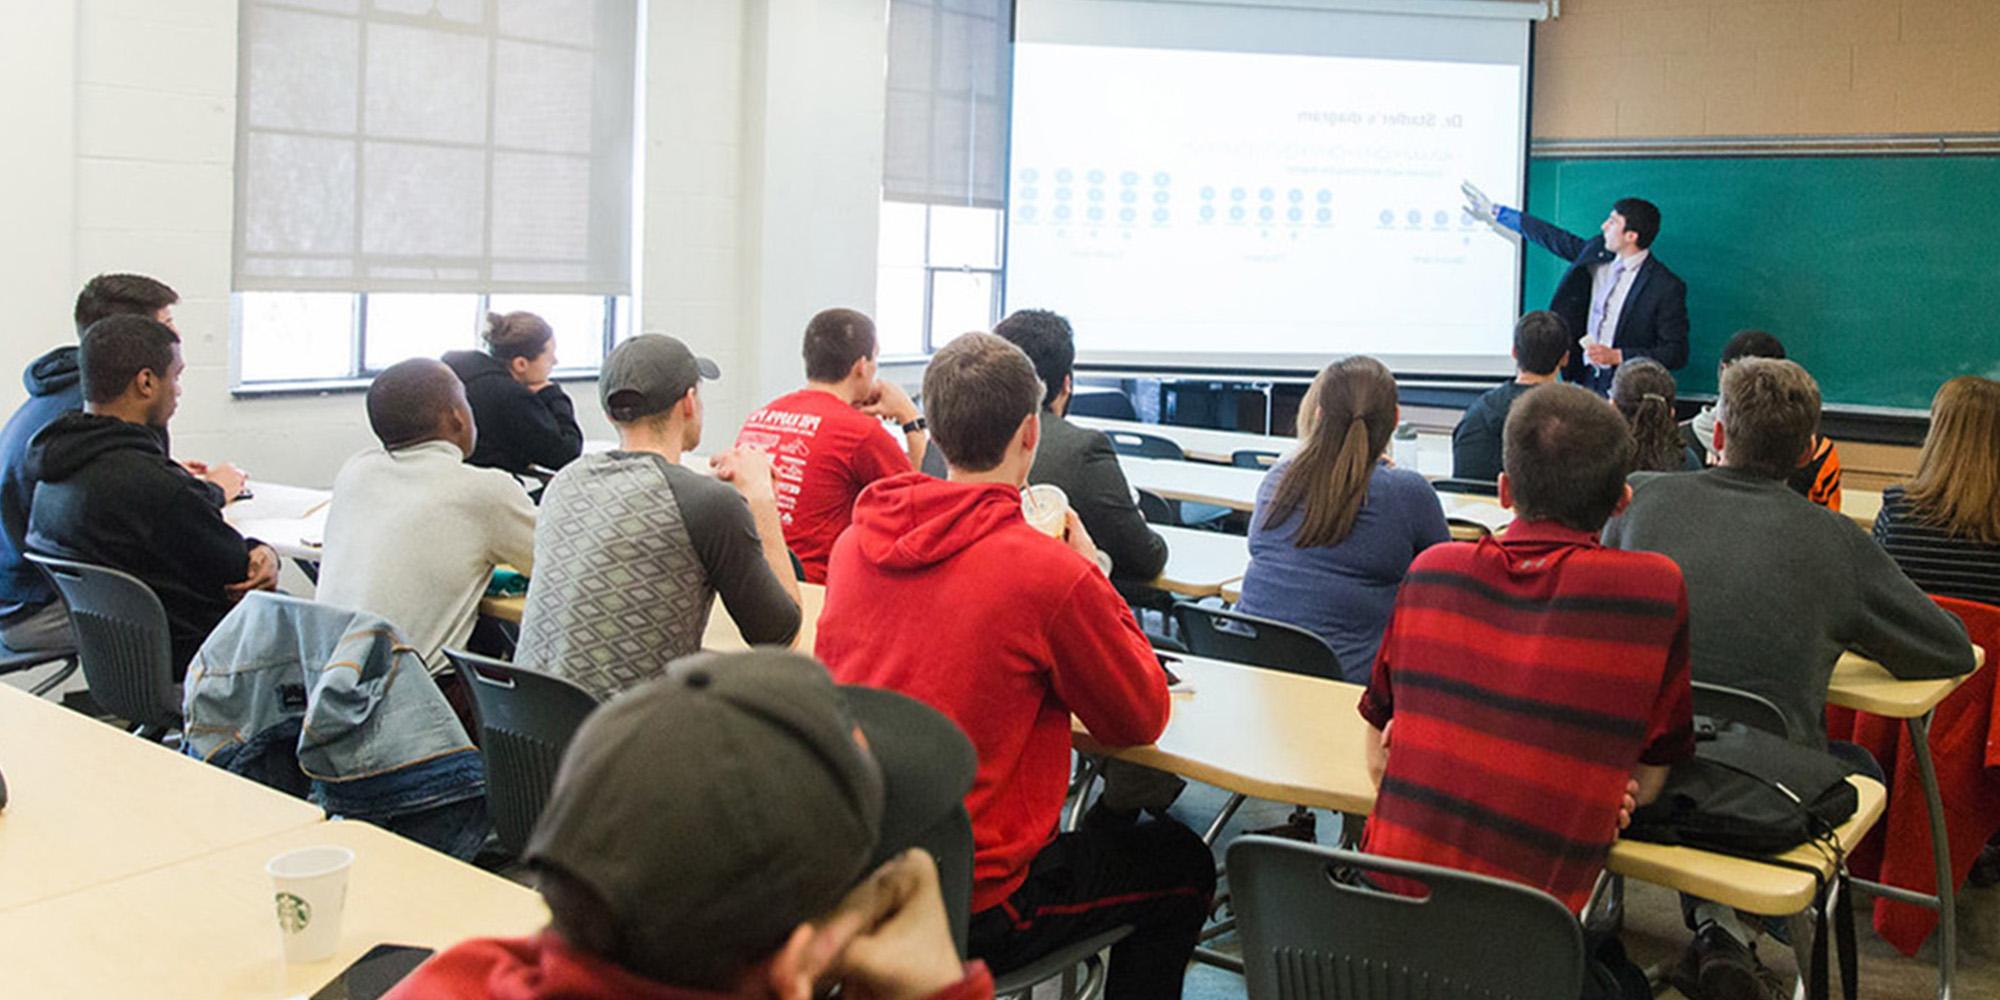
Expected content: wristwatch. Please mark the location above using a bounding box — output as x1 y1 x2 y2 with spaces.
901 416 927 434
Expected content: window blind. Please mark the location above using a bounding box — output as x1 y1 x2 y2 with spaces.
882 0 1011 209
233 0 639 295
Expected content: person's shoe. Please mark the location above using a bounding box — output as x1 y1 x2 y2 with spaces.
1673 924 1786 1000
1247 807 1317 842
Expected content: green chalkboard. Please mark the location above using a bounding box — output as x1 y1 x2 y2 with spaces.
1522 156 2000 411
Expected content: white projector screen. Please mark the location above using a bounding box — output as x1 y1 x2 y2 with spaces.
1005 0 1537 376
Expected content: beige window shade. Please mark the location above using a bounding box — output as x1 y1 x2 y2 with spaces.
883 0 1011 209
233 0 638 295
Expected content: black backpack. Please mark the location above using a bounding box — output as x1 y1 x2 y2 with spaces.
1625 718 1864 1000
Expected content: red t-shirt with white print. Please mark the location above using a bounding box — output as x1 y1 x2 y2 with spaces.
734 389 911 583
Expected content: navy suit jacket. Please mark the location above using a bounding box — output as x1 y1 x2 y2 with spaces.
1504 208 1690 390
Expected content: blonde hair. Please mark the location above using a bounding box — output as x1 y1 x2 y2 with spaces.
1264 357 1398 548
1905 376 2000 544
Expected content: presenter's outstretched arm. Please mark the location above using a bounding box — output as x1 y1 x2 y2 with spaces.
1461 179 1590 262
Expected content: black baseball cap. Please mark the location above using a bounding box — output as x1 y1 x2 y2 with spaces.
525 650 975 972
599 333 720 422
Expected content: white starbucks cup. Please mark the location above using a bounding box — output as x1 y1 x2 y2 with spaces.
1021 483 1070 538
267 845 355 963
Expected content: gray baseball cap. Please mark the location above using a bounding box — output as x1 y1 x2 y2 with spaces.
525 650 975 975
599 333 720 421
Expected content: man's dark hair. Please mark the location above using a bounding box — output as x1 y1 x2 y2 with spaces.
74 274 179 333
802 308 878 383
992 309 1077 411
923 332 1042 472
1513 310 1570 376
1718 358 1821 481
1613 197 1661 249
79 315 181 405
1720 329 1786 366
367 358 462 450
1502 383 1635 532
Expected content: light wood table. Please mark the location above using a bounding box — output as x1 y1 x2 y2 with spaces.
1842 487 1883 531
0 819 548 999
1151 526 1249 598
223 482 333 563
1071 654 1886 918
0 684 327 911
1118 455 1263 512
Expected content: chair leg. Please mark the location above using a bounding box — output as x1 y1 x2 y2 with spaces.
1065 756 1103 833
1907 711 1955 1000
1202 793 1246 845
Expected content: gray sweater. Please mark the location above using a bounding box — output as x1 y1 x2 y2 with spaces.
1603 467 1973 745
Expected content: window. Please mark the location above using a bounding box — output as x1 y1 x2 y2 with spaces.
235 291 628 384
232 0 639 385
878 0 1011 356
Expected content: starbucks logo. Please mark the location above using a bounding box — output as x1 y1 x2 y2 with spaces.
276 892 312 934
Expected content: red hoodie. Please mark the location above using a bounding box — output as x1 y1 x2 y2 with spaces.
385 931 994 1000
815 473 1169 912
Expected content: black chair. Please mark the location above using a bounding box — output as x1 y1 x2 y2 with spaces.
0 641 77 699
26 553 179 738
1230 449 1281 469
1068 391 1138 421
921 791 1130 999
1692 680 1795 740
443 649 601 857
1135 489 1175 526
1173 605 1343 682
1433 476 1501 497
1110 434 1229 528
1228 836 1585 1000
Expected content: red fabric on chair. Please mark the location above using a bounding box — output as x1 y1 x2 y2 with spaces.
1825 596 2000 956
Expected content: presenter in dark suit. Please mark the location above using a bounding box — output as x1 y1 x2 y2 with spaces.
1463 183 1689 395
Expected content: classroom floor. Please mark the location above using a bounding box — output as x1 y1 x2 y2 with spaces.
1165 784 2000 1000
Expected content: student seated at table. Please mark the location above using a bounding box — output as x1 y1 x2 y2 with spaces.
1606 357 1973 997
315 358 537 666
388 650 993 1000
1610 358 1701 473
1682 330 1842 509
515 335 799 700
993 308 1168 587
443 311 584 481
815 332 1214 1000
1235 356 1450 682
734 308 925 583
0 274 247 653
24 315 279 676
1361 382 1692 1000
1872 375 2000 607
1451 310 1568 482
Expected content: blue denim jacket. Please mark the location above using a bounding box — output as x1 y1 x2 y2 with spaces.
182 592 490 858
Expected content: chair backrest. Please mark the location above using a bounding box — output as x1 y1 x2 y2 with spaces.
1228 836 1585 1000
1433 477 1501 498
1068 391 1138 421
1173 605 1343 682
1107 431 1185 461
1231 449 1281 469
26 553 179 729
442 648 601 857
1692 681 1794 740
1135 488 1175 526
910 803 976 959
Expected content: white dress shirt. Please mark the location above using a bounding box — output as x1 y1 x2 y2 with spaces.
1588 247 1649 349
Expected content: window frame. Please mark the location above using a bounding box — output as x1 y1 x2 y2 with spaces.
878 201 1007 359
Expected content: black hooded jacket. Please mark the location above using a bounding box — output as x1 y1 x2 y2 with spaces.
440 351 583 478
24 412 255 676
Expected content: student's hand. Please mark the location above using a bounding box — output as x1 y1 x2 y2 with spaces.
227 545 281 600
823 850 966 1000
178 459 208 476
1584 343 1623 367
1617 777 1640 831
857 379 921 425
711 447 777 503
202 462 248 501
1460 180 1496 222
1060 509 1101 565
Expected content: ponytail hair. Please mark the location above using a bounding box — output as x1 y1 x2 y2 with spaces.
1263 356 1399 547
484 311 554 363
1610 358 1684 472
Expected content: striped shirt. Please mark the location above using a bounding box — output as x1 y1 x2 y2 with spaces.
1357 520 1695 913
1873 485 2000 608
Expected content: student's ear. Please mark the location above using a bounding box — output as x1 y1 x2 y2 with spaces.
509 355 532 381
1711 420 1725 458
131 370 159 401
1609 482 1634 518
1019 409 1041 456
1794 438 1816 470
1496 472 1514 511
848 356 872 385
1558 351 1570 370
758 923 834 1000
